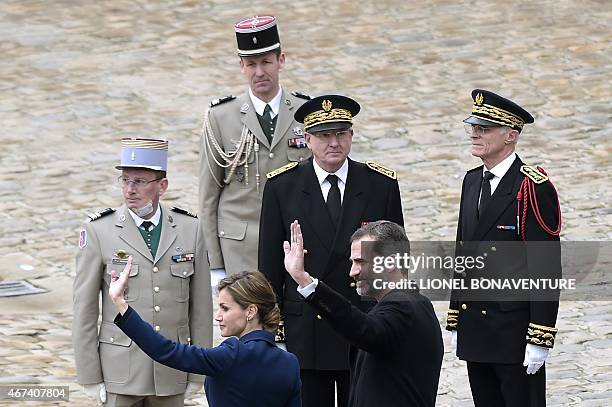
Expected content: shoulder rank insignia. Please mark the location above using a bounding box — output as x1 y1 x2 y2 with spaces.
520 165 549 184
170 207 197 218
209 95 236 108
366 161 397 180
88 208 115 222
291 91 311 100
267 162 298 179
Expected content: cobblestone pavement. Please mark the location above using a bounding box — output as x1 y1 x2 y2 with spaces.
1 0 611 405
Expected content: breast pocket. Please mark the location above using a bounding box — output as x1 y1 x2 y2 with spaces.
170 263 194 302
105 263 140 302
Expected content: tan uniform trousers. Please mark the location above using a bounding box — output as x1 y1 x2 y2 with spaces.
104 392 184 407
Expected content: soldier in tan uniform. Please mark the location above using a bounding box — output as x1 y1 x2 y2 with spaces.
73 138 213 406
199 15 311 282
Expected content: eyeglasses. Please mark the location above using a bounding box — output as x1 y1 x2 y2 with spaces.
307 129 352 139
464 124 499 137
117 176 163 188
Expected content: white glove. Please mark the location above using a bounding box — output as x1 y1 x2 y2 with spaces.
277 342 287 351
82 383 106 403
523 343 550 374
451 331 457 354
210 268 227 288
185 382 202 398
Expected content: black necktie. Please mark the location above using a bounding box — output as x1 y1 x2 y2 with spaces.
262 104 274 144
478 171 495 217
326 174 341 227
141 221 153 232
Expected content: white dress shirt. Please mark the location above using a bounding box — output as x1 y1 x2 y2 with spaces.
312 158 348 204
128 204 161 231
249 86 282 118
480 153 517 204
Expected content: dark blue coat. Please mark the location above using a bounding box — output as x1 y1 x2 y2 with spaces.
115 306 301 407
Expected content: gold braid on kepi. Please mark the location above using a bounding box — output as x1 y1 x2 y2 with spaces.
526 323 558 349
471 104 525 129
294 94 361 133
303 108 353 130
463 89 534 132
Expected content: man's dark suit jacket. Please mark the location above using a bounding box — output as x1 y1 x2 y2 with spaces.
449 155 561 363
115 306 301 407
306 282 443 407
258 157 404 370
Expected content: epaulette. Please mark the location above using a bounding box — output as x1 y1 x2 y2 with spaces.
291 91 311 100
366 161 396 180
209 95 236 108
520 165 549 184
170 206 198 218
88 208 115 222
267 162 298 179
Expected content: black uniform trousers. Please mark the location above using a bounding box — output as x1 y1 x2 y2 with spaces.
467 362 545 407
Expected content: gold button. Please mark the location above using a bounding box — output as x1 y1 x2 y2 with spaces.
491 246 497 252
269 152 275 158
350 282 356 287
220 231 225 236
154 286 160 293
316 314 322 320
299 157 304 161
154 325 160 331
461 303 467 310
481 310 487 315
110 337 114 343
154 306 160 312
153 266 159 273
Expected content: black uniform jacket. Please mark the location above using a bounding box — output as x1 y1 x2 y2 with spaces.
306 282 443 407
258 157 404 370
450 155 561 364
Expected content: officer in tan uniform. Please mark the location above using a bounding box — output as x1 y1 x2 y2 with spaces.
199 15 311 282
73 138 213 406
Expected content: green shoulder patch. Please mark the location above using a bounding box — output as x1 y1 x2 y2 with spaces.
170 207 197 218
291 91 311 100
209 95 236 108
520 165 549 184
88 208 115 222
267 162 298 179
366 161 397 180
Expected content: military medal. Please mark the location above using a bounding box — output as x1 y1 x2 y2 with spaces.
172 253 195 263
288 137 307 148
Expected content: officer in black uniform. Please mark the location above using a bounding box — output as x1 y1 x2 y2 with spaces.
259 95 404 407
447 89 562 407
